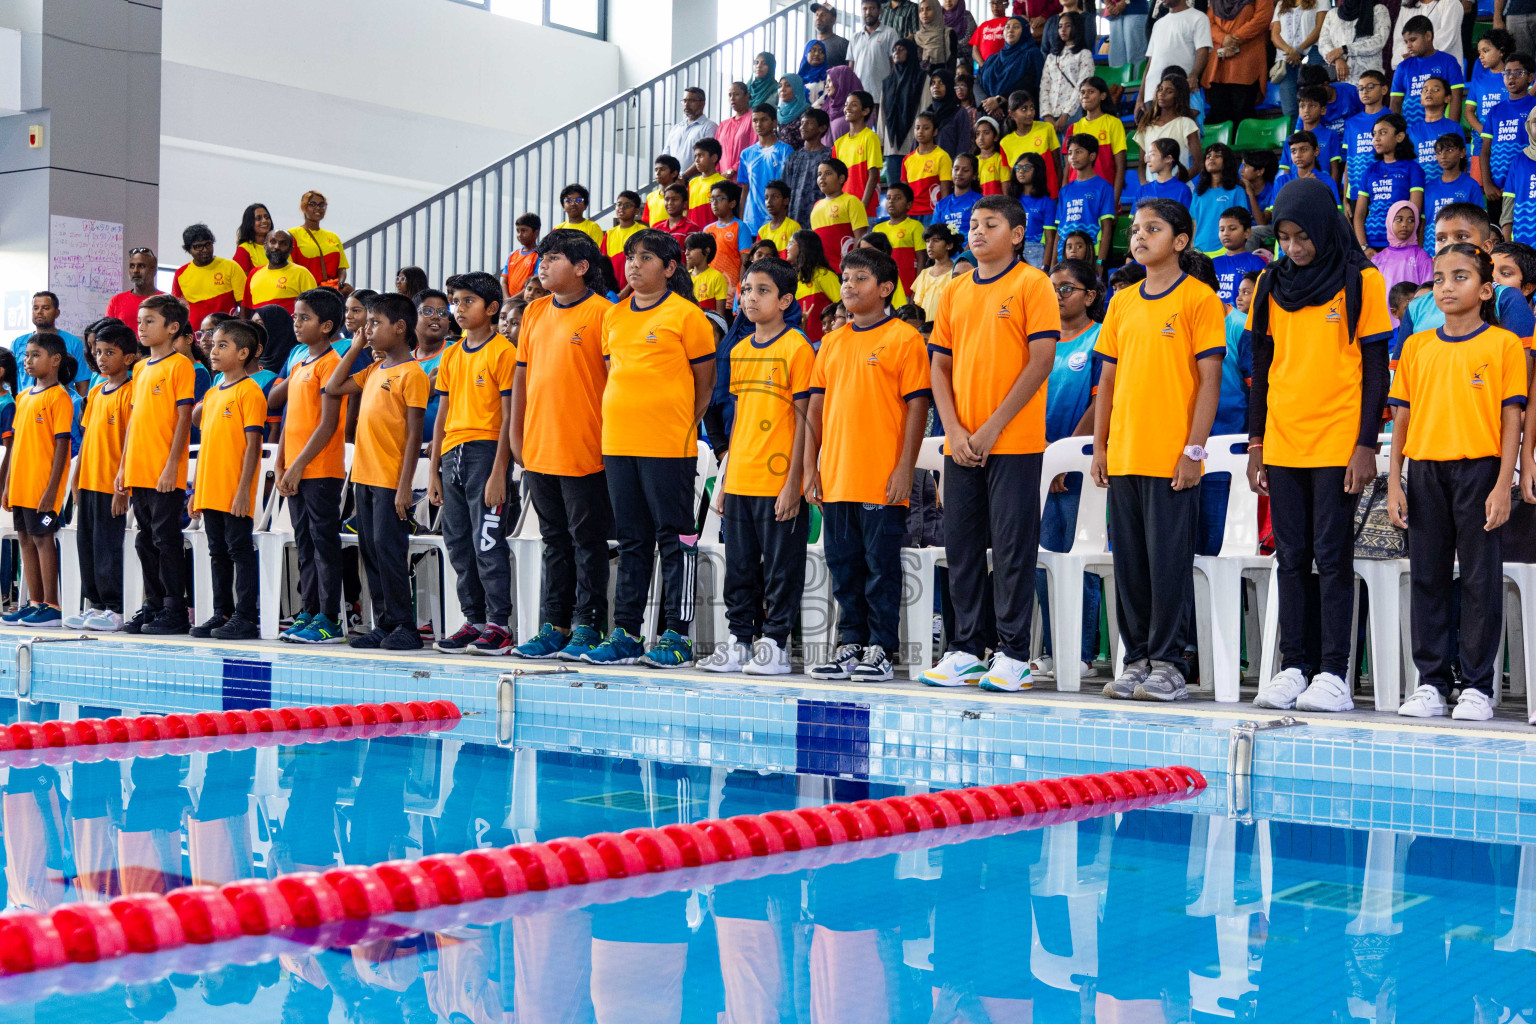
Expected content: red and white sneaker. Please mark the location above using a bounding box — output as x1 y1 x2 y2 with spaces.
468 624 514 656
434 623 481 654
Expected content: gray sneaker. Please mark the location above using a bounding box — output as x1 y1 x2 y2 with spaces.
1103 658 1151 699
1133 661 1190 702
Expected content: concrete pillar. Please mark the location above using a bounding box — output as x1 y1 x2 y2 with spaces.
0 0 161 341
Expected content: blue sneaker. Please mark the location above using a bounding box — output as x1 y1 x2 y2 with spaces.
21 604 61 628
2 603 39 624
279 612 314 642
640 629 694 669
513 623 568 659
579 627 645 665
557 624 604 661
288 615 346 645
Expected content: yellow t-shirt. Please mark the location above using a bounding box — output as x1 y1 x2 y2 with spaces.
977 150 1009 195
1388 323 1527 460
929 260 1061 456
249 264 319 308
688 174 726 222
517 291 611 477
600 292 717 458
556 219 604 246
691 266 731 303
192 376 267 515
350 358 430 489
901 148 954 215
810 193 870 273
79 378 133 494
434 333 518 455
1094 275 1226 478
8 384 74 510
1001 122 1062 168
123 353 194 490
833 128 884 215
758 218 801 257
725 327 816 497
288 226 349 284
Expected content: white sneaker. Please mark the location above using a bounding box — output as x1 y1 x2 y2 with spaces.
1452 689 1494 721
980 653 1033 692
742 636 791 675
1253 667 1308 710
1295 672 1355 713
62 609 90 630
1398 684 1448 718
921 651 987 687
82 609 124 632
699 635 749 673
1029 655 1055 675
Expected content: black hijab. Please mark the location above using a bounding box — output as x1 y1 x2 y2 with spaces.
1250 177 1374 341
252 304 298 374
923 67 961 127
1336 0 1375 37
882 39 929 149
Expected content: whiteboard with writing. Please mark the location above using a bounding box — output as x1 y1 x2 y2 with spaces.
49 216 122 335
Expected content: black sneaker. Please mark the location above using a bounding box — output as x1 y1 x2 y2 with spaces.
211 614 259 640
124 606 156 635
189 614 228 639
468 624 514 656
141 608 189 635
433 622 481 654
381 623 424 650
349 628 387 649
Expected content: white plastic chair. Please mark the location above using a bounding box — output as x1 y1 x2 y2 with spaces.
188 445 278 632
55 457 82 617
509 488 546 646
890 436 947 678
1035 437 1115 693
1190 436 1272 702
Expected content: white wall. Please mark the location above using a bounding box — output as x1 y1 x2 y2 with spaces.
157 0 623 264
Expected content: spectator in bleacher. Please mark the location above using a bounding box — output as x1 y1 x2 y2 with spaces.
1390 0 1465 68
172 223 247 332
1319 0 1390 83
978 18 1046 116
915 0 960 72
742 105 795 235
776 75 811 148
925 68 974 156
943 0 979 57
811 2 850 67
784 108 832 226
800 41 832 106
1138 0 1212 115
972 0 1012 64
1272 0 1329 123
1041 14 1097 130
288 192 348 290
231 203 271 288
1104 0 1151 67
395 266 429 297
1203 0 1277 128
1502 0 1536 59
104 247 161 337
717 82 756 179
881 39 929 182
851 0 900 111
882 0 922 38
663 87 717 170
1016 0 1065 45
12 292 86 394
1134 73 1205 171
822 64 865 141
247 231 318 314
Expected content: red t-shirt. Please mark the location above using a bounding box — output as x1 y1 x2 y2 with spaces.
1012 0 1062 19
970 18 1010 62
104 290 161 336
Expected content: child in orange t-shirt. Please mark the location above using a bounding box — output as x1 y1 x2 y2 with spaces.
0 334 77 627
275 287 352 645
502 213 541 298
188 319 268 640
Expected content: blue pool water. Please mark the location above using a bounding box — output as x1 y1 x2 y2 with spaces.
0 640 1531 1020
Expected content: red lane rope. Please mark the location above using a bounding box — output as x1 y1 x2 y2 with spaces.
0 700 461 769
0 764 1204 976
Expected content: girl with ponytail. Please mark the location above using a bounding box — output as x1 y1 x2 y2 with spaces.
1353 113 1424 254
1388 241 1523 722
585 228 718 670
1089 196 1227 703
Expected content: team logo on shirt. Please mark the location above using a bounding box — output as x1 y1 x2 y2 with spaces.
1068 352 1088 372
379 377 392 392
866 344 886 365
996 298 1013 320
213 271 226 285
569 328 585 346
1472 363 1488 389
474 372 486 388
150 382 163 396
1161 313 1180 337
644 330 659 344
1325 301 1341 324
221 401 234 418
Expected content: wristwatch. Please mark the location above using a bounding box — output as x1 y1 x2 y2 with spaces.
1183 445 1208 462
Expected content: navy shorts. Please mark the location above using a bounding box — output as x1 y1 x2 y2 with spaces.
12 507 61 535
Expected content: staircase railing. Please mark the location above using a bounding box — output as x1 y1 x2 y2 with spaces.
344 0 878 291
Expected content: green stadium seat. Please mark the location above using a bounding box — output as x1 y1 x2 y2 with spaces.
1202 120 1233 149
1126 135 1141 164
1098 59 1147 93
1111 213 1132 254
1232 116 1290 152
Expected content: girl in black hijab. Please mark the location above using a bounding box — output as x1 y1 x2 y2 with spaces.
924 68 972 158
251 303 298 375
881 39 929 158
1247 177 1392 715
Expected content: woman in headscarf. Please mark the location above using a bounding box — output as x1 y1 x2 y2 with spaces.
820 64 864 143
1202 0 1276 128
251 303 298 375
977 17 1044 115
748 52 778 109
915 0 959 73
881 38 929 166
1247 177 1392 715
798 39 831 104
1317 0 1389 83
942 0 978 63
777 74 812 149
924 67 972 157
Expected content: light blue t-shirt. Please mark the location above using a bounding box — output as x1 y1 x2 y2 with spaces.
1190 184 1247 254
738 140 794 236
12 330 86 391
1215 308 1252 437
1045 324 1101 443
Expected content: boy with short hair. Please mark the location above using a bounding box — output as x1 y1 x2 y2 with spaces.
1046 136 1115 269
810 158 871 274
833 90 883 215
502 214 541 299
1492 240 1536 300
1390 16 1465 129
67 322 136 631
1272 131 1343 205
1406 76 1458 179
923 195 1059 693
872 182 926 292
686 232 731 314
689 139 727 224
275 288 351 645
701 257 815 675
323 294 430 650
758 180 800 257
120 294 196 635
428 272 516 655
738 105 793 236
659 183 699 249
555 185 602 247
1343 69 1390 201
603 192 645 294
1397 202 1536 348
1212 208 1267 307
646 156 683 226
704 180 750 293
1480 53 1534 210
188 319 268 641
805 248 930 682
1241 150 1280 226
1290 87 1345 188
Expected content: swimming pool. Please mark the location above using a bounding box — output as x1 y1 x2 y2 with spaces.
0 638 1530 1021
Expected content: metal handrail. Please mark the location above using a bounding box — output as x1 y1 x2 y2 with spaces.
343 0 881 290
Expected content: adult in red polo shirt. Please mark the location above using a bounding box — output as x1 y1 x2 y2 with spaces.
105 246 162 335
288 191 349 289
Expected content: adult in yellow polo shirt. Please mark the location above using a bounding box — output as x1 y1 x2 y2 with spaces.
248 231 318 313
171 223 246 327
289 191 348 288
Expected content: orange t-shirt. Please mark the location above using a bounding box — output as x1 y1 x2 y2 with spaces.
704 220 748 291
192 376 267 515
504 249 538 297
350 358 430 489
929 260 1061 455
8 384 74 510
283 348 347 480
123 352 194 490
600 292 716 458
78 378 133 494
518 291 612 477
434 333 518 455
725 327 816 497
809 317 931 505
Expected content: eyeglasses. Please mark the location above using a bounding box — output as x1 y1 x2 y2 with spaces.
418 307 453 319
1053 284 1087 296
1505 67 1532 76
